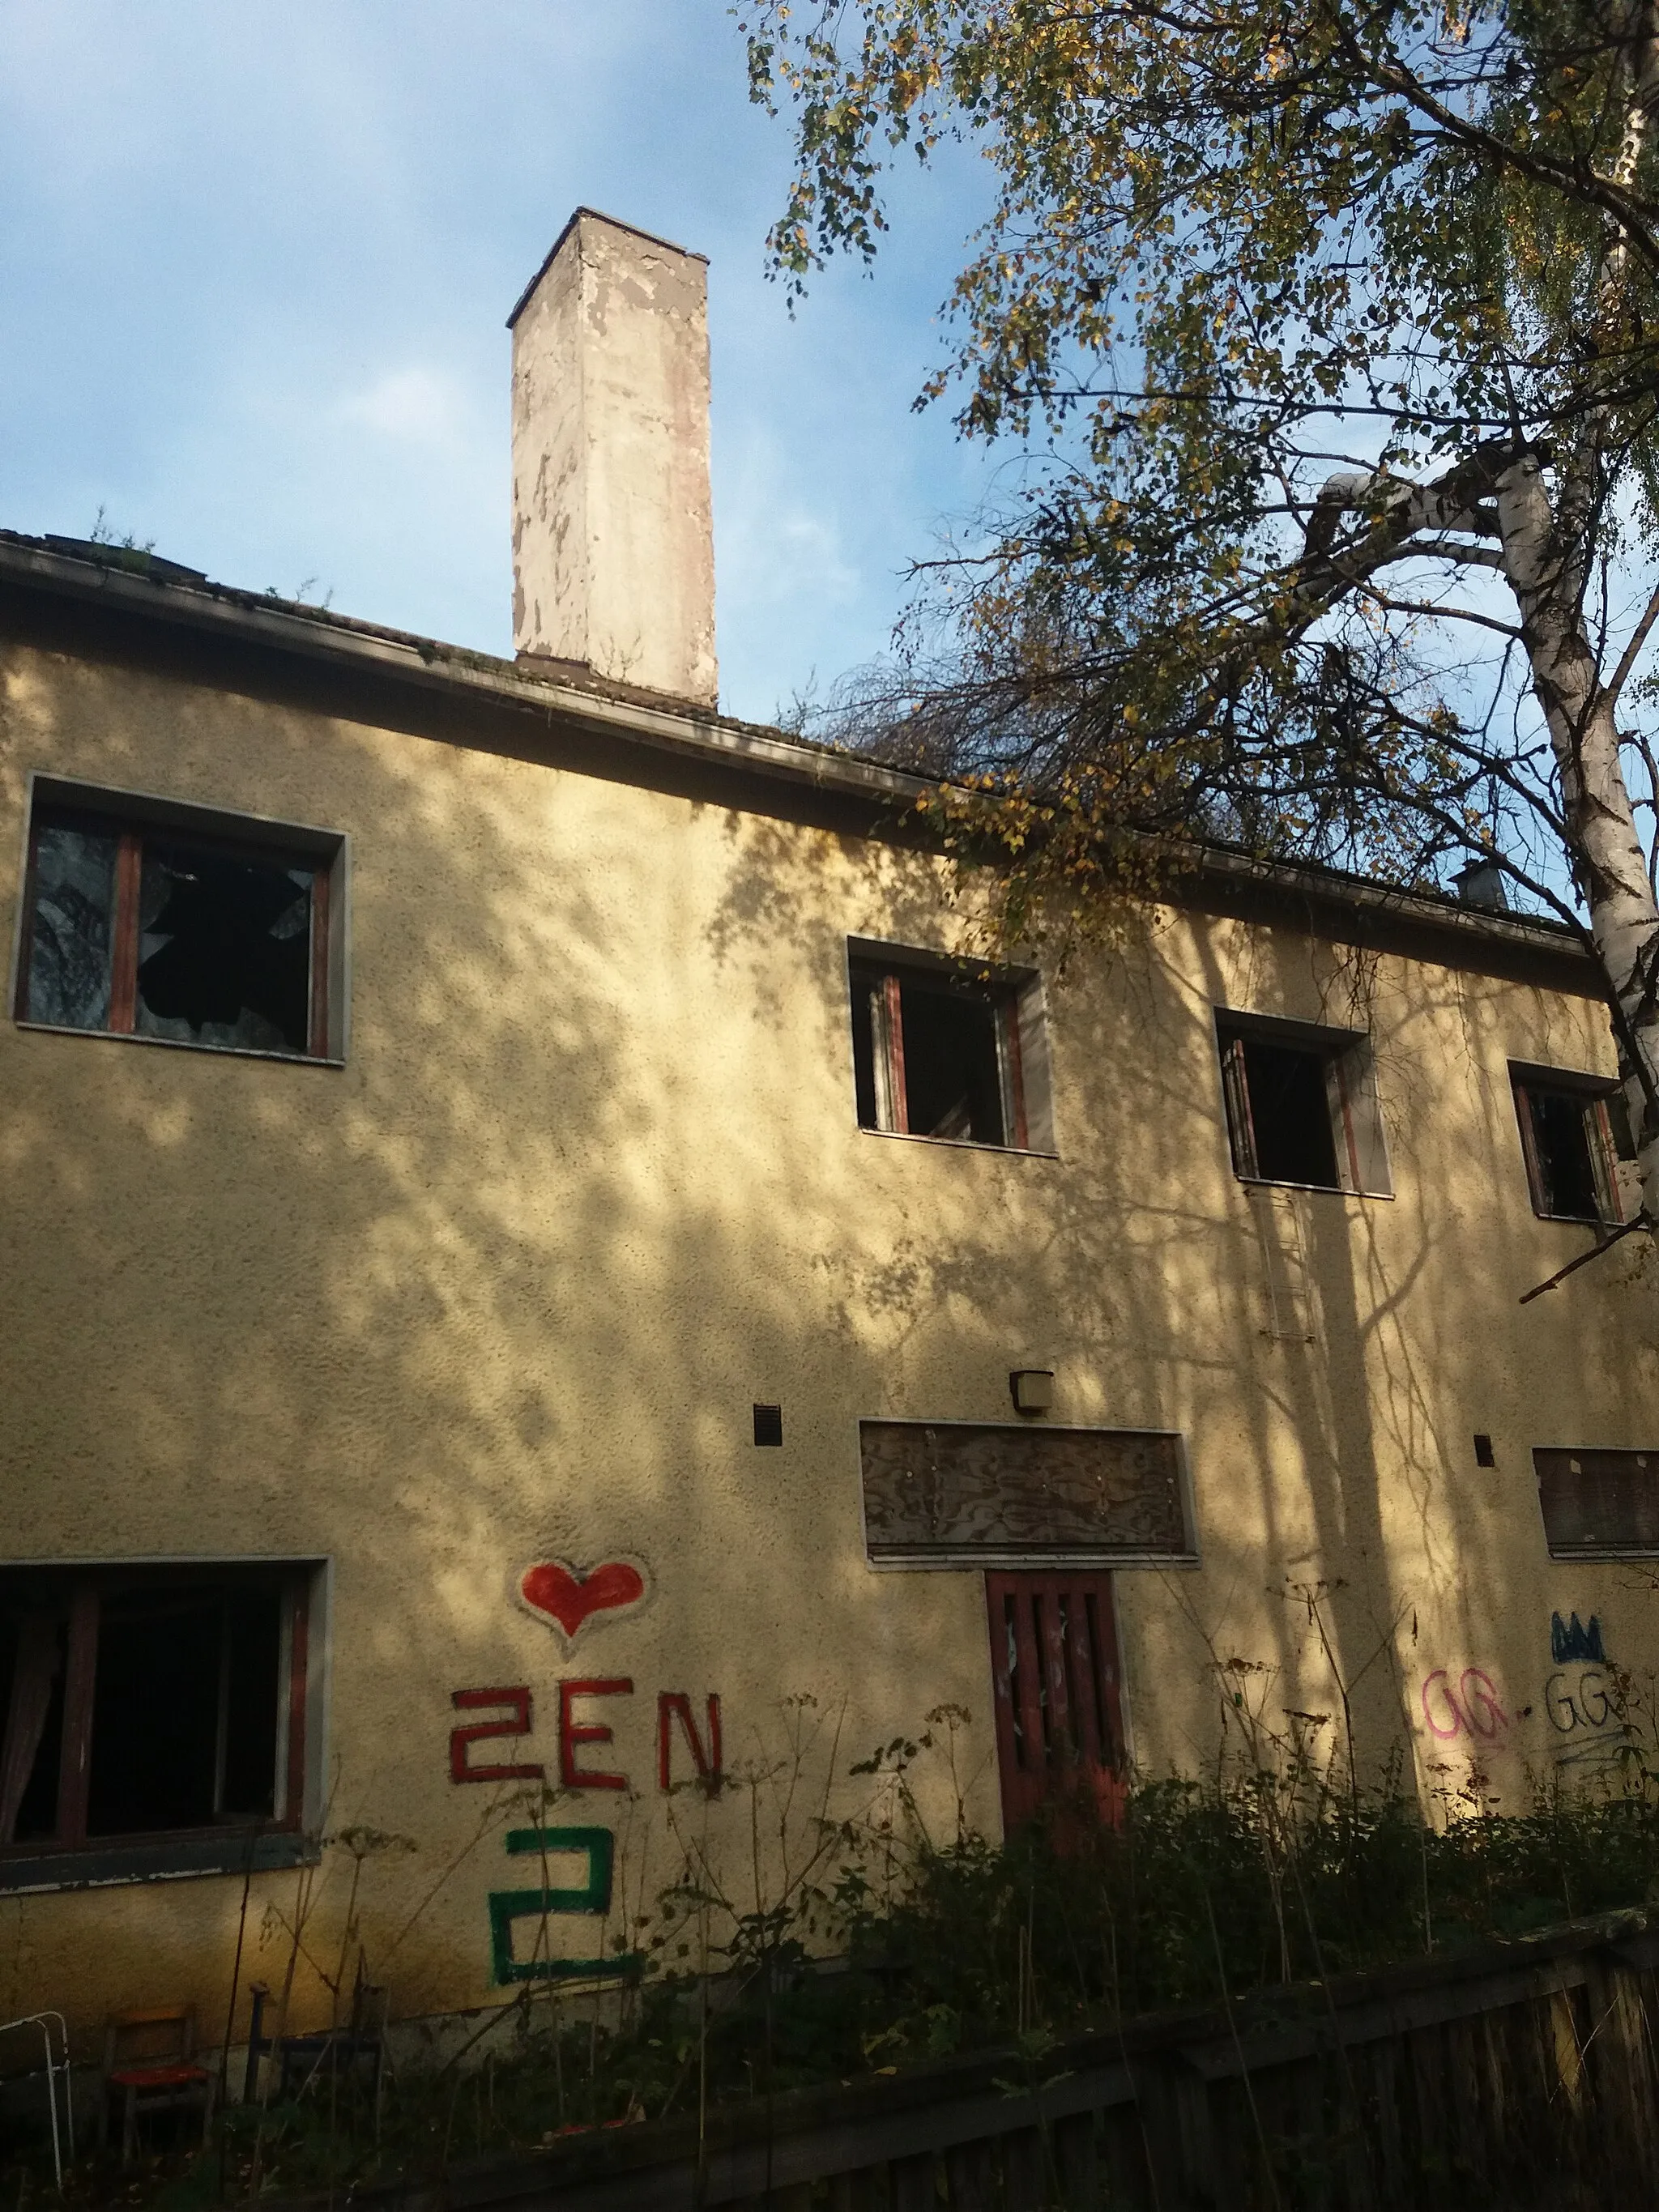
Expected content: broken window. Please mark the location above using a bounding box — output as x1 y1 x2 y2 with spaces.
0 1568 307 1858
1216 1011 1392 1196
849 946 1051 1151
15 791 343 1059
1512 1068 1627 1225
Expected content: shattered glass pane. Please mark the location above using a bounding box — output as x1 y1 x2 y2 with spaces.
135 840 313 1055
25 821 117 1029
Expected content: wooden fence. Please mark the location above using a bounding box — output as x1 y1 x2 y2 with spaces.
278 1910 1659 2210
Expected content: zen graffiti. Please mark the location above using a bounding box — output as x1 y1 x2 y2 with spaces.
487 1825 629 1985
455 1682 724 1985
449 1681 723 1792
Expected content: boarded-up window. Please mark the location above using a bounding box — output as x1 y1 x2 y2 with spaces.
859 1420 1193 1567
1536 1447 1659 1557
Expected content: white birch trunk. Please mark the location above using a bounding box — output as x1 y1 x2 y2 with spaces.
1495 451 1659 1218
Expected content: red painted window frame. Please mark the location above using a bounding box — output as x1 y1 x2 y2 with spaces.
14 803 335 1061
851 954 1030 1150
0 1565 311 1862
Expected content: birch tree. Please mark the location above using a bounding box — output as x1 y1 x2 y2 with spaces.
745 0 1659 1226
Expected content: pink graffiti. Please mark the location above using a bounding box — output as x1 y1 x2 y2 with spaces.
1420 1668 1509 1741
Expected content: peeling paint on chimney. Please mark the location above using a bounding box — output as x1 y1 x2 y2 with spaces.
509 209 718 708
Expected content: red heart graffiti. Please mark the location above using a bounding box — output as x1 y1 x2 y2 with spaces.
520 1560 645 1641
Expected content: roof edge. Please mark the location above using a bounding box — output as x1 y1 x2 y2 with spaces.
0 532 1593 980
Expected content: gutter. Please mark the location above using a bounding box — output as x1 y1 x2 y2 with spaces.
0 534 1591 975
0 535 919 811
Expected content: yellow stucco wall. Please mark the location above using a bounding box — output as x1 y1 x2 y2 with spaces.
2 632 1656 2045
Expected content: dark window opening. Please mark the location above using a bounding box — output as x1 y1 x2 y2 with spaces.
16 802 336 1060
753 1404 783 1447
1473 1434 1496 1468
1218 1024 1346 1190
137 842 313 1055
850 956 1027 1149
0 1569 304 1856
88 1587 282 1836
1514 1079 1619 1224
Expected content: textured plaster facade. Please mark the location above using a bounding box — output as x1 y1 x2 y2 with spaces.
1 554 1657 2048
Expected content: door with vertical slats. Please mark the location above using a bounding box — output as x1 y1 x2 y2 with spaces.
985 1569 1125 1832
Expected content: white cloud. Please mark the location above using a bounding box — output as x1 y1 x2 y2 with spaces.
335 366 471 449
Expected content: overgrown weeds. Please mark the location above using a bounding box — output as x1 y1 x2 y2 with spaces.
21 1672 1659 2206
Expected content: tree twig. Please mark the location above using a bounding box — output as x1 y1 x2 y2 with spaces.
1518 1211 1650 1302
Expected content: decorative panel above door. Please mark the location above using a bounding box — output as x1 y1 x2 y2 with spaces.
858 1420 1194 1568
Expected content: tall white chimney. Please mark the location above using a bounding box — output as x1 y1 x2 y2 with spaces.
509 209 718 707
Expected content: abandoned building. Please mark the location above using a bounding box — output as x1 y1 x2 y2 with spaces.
2 207 1657 2055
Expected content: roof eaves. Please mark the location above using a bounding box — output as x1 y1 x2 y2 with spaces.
0 533 919 811
0 532 1592 974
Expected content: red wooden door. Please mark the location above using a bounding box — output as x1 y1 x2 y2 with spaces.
986 1569 1126 1832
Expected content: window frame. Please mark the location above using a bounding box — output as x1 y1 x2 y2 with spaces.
1510 1063 1629 1226
846 938 1056 1156
1534 1446 1659 1558
1214 1008 1392 1198
10 774 349 1066
0 1558 323 1894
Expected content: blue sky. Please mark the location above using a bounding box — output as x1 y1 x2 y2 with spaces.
0 2 998 726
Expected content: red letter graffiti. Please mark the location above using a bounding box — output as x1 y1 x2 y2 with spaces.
1419 1668 1510 1742
559 1677 633 1790
1420 1670 1463 1740
657 1692 723 1792
450 1686 544 1784
1459 1669 1509 1738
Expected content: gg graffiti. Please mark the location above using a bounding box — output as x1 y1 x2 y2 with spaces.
449 1681 723 1793
1418 1667 1510 1741
1545 1667 1612 1735
1542 1614 1627 1771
